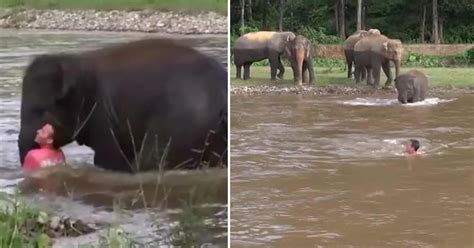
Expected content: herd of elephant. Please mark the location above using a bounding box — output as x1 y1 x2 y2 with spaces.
233 29 428 104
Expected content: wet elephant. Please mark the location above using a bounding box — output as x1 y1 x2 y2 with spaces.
353 30 403 87
18 39 228 173
233 31 296 80
284 35 315 86
343 30 368 79
395 70 428 104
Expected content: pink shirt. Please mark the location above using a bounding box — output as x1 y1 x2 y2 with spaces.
23 148 65 172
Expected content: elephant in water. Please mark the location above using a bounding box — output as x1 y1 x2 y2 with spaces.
18 39 228 173
343 30 368 79
395 70 428 104
233 31 296 80
284 35 315 86
353 30 403 87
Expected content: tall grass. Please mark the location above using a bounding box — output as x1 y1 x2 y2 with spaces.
0 0 227 14
0 193 50 248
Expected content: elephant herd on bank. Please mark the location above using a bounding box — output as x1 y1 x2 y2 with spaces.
233 29 428 104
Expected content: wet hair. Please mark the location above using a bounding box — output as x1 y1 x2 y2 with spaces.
409 139 420 151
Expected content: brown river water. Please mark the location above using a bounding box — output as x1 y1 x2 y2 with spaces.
0 29 227 246
231 93 473 247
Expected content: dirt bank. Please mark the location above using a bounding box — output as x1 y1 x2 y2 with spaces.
0 8 227 34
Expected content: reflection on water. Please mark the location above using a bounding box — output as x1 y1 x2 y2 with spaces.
231 94 473 247
0 29 227 245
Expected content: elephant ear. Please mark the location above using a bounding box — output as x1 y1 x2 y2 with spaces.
383 41 389 51
23 55 79 106
286 33 296 41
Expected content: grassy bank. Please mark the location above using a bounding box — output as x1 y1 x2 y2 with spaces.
0 0 227 14
230 66 474 89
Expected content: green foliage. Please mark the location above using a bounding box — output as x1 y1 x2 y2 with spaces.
300 27 342 44
453 48 474 65
404 52 445 67
314 58 346 72
231 0 474 44
0 194 50 248
0 0 227 13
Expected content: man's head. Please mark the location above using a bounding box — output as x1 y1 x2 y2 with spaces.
34 123 55 146
405 139 420 154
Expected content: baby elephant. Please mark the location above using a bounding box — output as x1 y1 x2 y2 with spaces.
395 70 428 104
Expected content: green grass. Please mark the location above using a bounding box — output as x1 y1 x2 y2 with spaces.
0 193 50 248
230 66 474 88
0 0 227 14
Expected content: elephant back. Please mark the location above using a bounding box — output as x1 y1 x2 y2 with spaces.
343 30 367 50
234 31 277 50
353 33 389 52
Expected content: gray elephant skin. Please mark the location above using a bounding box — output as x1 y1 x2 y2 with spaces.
18 39 228 173
353 31 403 87
233 31 296 80
284 35 315 86
343 30 368 79
395 70 428 104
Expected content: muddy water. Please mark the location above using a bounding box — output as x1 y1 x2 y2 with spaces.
231 94 473 247
0 29 227 246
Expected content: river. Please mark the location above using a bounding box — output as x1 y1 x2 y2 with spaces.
0 29 227 247
231 93 473 247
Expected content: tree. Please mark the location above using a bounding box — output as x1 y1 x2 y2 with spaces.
420 4 426 43
247 0 253 22
279 0 285 31
240 0 245 34
335 0 345 38
432 0 440 44
357 0 362 31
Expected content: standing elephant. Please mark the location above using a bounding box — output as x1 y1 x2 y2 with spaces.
343 30 368 79
395 70 428 104
18 39 228 173
353 31 403 87
233 31 296 80
284 35 315 86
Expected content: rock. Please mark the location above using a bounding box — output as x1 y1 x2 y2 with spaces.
49 216 61 229
0 8 227 34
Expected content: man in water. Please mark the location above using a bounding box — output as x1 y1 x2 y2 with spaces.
23 123 65 172
405 139 421 156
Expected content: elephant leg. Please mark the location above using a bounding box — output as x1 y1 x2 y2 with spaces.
366 67 373 85
372 66 381 87
302 62 308 83
269 54 280 80
355 65 362 83
236 64 242 79
243 62 252 80
306 59 315 85
382 61 393 86
361 67 367 81
347 60 353 79
277 55 285 79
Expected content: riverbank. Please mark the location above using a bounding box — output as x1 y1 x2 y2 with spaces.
231 67 474 95
0 8 227 34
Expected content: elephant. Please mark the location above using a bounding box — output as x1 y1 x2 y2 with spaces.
343 30 368 79
353 31 403 87
233 31 296 80
18 38 228 173
395 70 428 104
284 35 315 86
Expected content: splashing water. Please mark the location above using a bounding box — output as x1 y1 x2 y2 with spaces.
340 97 456 106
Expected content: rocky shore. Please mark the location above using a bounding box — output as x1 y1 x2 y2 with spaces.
0 8 227 34
231 85 474 96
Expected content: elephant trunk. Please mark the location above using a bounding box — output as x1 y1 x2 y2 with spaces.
394 59 400 78
18 121 42 165
295 47 305 86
